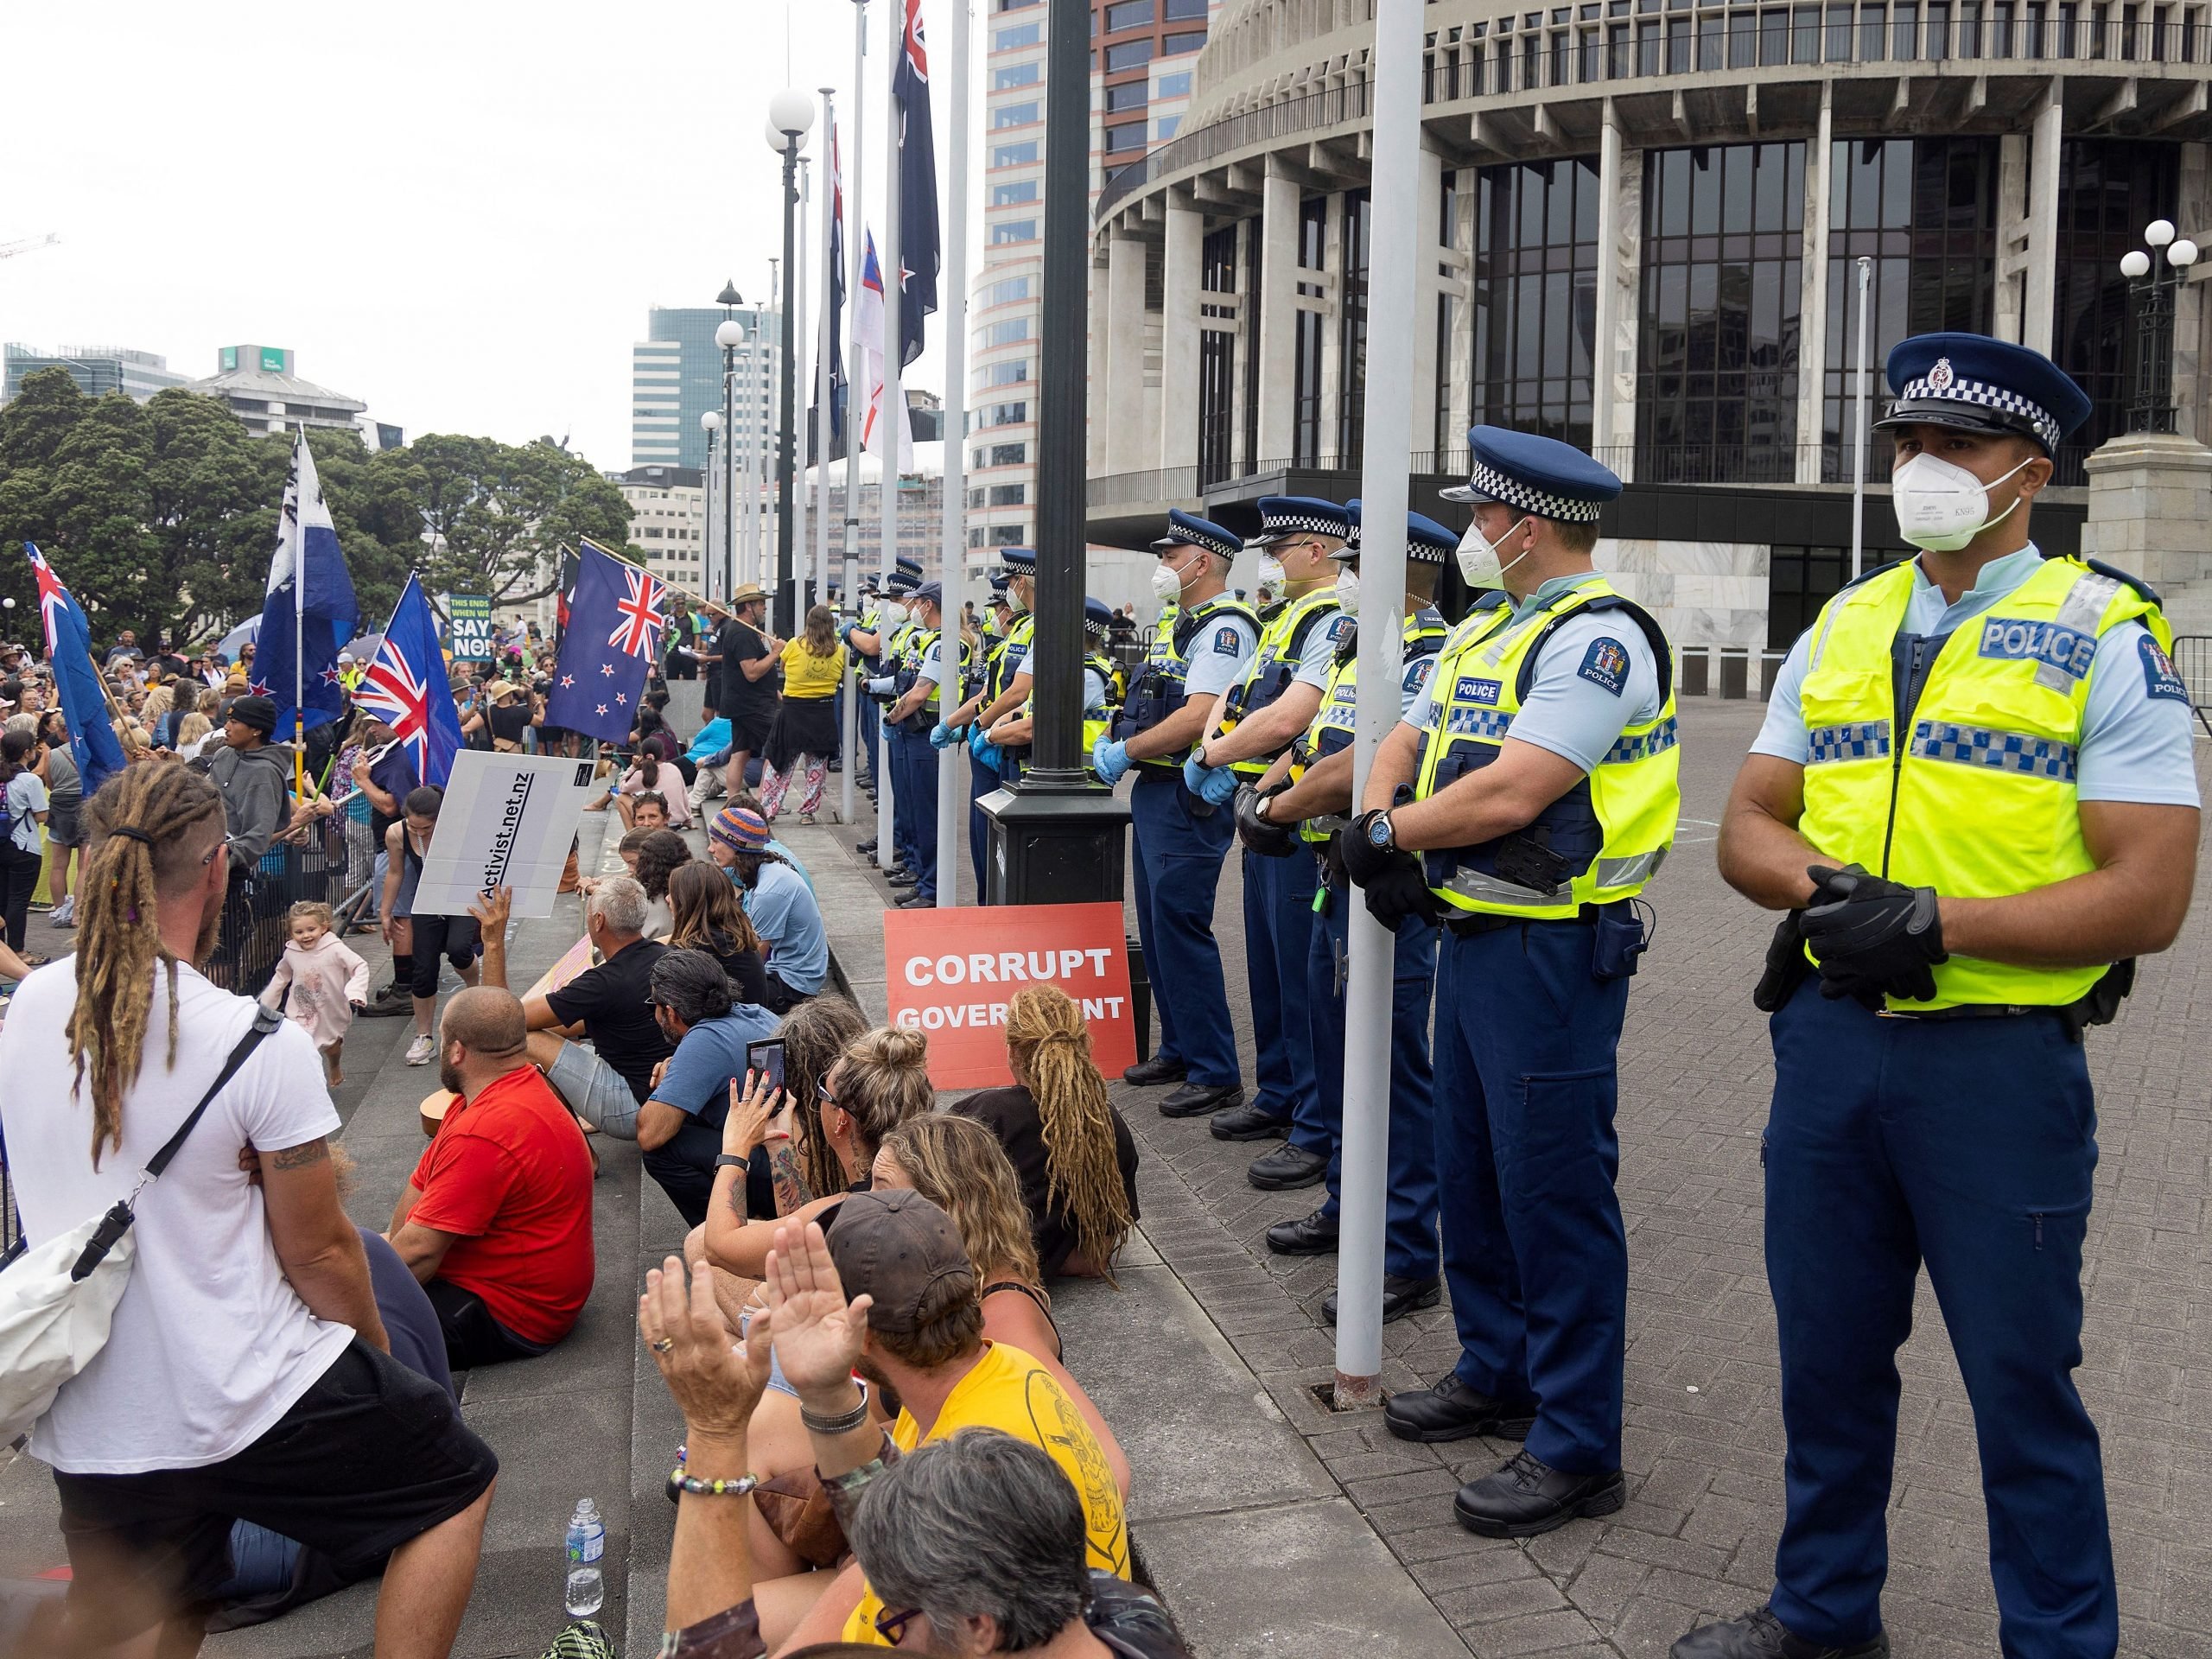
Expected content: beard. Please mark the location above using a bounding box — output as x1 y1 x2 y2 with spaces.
189 887 224 967
438 1054 465 1098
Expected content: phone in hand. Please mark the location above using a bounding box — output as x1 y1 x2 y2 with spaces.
745 1038 786 1094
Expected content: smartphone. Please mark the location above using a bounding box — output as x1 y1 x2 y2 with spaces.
746 1039 786 1093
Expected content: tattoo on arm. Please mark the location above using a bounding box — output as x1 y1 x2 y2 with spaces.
768 1141 810 1216
269 1139 331 1172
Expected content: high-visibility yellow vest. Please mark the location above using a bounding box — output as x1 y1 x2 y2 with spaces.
1413 577 1680 918
1294 608 1450 845
1109 594 1262 772
986 615 1033 707
1796 553 2171 1010
1216 588 1344 779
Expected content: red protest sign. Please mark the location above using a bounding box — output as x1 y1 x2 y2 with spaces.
882 902 1137 1090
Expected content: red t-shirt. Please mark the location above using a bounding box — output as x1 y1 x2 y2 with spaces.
409 1065 595 1345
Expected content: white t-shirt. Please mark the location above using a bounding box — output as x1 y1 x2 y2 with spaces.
0 959 353 1473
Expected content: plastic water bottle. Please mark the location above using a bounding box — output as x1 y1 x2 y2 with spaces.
563 1497 606 1618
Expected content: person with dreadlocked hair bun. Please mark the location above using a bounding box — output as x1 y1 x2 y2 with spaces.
0 763 497 1654
954 983 1141 1282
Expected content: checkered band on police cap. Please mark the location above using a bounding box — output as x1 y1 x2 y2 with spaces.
1253 496 1352 544
887 569 920 595
1154 509 1242 563
1894 359 2063 453
1452 456 1605 522
998 547 1038 575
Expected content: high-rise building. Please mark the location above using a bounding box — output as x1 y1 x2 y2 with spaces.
3 343 190 405
632 305 777 470
965 0 1220 579
192 346 368 438
613 463 709 587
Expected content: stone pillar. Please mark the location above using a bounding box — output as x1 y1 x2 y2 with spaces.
1994 133 2029 344
2024 88 2064 357
1411 140 1446 461
1160 194 1203 474
2079 432 2212 594
1795 87 1834 485
1606 141 1644 481
1319 194 1344 463
1088 245 1111 475
1104 230 1148 474
1593 104 1623 459
1444 155 1474 461
1255 162 1300 467
2175 142 2209 445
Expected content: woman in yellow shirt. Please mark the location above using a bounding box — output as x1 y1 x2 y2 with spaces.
760 604 844 824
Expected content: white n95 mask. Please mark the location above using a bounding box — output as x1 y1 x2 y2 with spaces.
879 601 907 625
1889 452 2031 553
1456 516 1533 588
1150 558 1189 602
1332 569 1360 617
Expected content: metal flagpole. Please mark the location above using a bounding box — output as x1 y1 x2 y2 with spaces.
1335 0 1421 1407
816 90 837 620
741 323 760 592
876 0 903 874
1851 254 1872 579
936 0 969 906
794 156 811 620
842 3 867 834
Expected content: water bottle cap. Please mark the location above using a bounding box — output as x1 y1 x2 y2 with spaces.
575 1497 598 1516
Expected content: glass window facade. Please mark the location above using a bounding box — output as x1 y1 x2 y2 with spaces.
1293 197 1326 466
1464 157 1601 452
1337 188 1372 465
2053 138 2182 478
1199 227 1240 486
1637 142 1806 484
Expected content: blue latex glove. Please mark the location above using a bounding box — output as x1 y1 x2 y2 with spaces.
929 721 958 751
1092 738 1132 787
968 725 993 760
976 741 1004 772
1198 764 1239 805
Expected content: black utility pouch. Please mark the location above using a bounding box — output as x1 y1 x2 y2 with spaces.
1591 902 1649 982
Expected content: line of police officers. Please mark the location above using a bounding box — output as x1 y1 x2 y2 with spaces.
845 331 2200 1659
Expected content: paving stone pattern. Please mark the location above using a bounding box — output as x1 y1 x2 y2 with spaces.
1103 701 2212 1659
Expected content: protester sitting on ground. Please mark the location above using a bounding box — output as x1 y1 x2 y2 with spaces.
261 899 371 1086
206 693 289 873
380 785 484 1068
874 1113 1132 1497
385 986 595 1370
612 741 692 830
635 828 693 939
632 790 675 833
954 984 1141 1281
474 879 671 1138
706 806 827 1014
755 1197 1133 1650
667 859 776 1008
640 1255 1191 1659
0 763 495 1656
728 789 817 890
637 949 781 1228
576 826 655 903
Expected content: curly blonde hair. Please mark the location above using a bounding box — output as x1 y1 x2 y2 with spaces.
1005 984 1133 1281
878 1114 1043 1289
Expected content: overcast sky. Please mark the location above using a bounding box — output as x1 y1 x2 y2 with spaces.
1 0 969 472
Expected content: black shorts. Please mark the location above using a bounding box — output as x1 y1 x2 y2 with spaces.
724 705 777 756
422 1278 553 1372
53 1339 498 1642
407 912 480 996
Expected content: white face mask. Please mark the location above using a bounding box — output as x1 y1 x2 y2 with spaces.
1889 452 2031 553
1257 556 1287 589
1332 569 1360 617
1456 515 1534 588
1150 552 1196 602
879 601 907 626
1007 579 1031 614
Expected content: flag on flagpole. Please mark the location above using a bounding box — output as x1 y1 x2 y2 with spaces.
253 429 359 739
352 573 466 789
544 541 667 745
22 543 127 802
893 0 939 366
828 120 849 445
854 232 915 472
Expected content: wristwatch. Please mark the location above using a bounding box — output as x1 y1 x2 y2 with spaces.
715 1153 750 1171
1366 810 1397 854
1253 792 1274 823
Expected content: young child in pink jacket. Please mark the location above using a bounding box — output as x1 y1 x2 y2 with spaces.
261 899 372 1084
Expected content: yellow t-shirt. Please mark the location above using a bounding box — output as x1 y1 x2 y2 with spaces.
780 639 843 699
843 1341 1128 1643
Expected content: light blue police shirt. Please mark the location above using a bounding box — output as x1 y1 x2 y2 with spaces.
1291 601 1354 690
1751 544 2201 806
1181 599 1261 702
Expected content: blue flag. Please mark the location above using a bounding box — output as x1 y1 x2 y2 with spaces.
353 573 465 789
253 430 359 736
544 541 666 745
22 543 127 801
893 0 938 367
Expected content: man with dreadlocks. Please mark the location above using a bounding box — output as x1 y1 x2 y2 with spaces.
0 764 498 1657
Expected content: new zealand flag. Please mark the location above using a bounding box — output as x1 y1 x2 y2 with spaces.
893 0 938 366
22 543 127 801
544 540 665 745
353 572 466 788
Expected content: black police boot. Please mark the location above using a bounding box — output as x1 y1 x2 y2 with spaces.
1382 1373 1537 1444
1452 1450 1624 1538
857 838 878 855
1207 1102 1290 1141
1158 1082 1243 1119
887 869 918 887
1265 1206 1338 1255
1671 1608 1891 1659
1122 1052 1188 1087
1322 1274 1442 1325
1245 1142 1327 1190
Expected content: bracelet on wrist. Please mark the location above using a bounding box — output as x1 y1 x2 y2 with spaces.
666 1446 760 1502
799 1378 871 1436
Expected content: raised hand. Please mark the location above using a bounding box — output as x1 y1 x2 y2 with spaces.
639 1253 772 1439
762 1220 872 1406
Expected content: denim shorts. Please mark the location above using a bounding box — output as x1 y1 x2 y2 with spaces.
545 1040 644 1138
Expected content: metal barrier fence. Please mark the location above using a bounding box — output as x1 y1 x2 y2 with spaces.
204 813 359 1001
2168 636 2212 738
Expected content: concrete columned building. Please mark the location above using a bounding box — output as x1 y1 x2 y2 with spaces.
1088 2 2212 646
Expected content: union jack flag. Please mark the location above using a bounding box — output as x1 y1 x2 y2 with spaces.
609 565 667 660
27 543 70 653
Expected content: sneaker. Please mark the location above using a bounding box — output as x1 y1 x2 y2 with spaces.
404 1033 436 1066
49 895 75 927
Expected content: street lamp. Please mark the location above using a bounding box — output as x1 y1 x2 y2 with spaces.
767 88 816 636
715 304 747 601
2120 218 2199 435
700 410 722 601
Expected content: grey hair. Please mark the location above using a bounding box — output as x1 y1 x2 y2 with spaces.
587 874 650 938
847 1428 1091 1649
648 947 734 1028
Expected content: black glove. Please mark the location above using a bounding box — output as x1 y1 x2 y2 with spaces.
1360 855 1442 934
1751 909 1812 1013
1340 810 1397 887
1800 863 1946 1006
1232 783 1298 859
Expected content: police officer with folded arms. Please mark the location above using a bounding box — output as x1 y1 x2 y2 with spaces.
845 557 923 858
1093 512 1260 1118
1238 503 1464 1322
1342 428 1678 1539
887 581 957 909
1677 335 2201 1659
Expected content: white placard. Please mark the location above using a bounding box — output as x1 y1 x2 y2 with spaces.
409 750 601 919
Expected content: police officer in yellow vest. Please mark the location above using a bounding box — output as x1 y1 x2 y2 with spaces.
1341 426 1676 1539
1678 337 2202 1659
986 597 1118 773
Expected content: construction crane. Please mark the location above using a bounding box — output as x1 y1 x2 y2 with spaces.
0 233 60 261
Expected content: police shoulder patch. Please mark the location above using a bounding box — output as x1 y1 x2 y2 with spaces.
1323 613 1353 644
1404 658 1438 696
2140 633 2190 704
1578 637 1630 696
1212 625 1245 656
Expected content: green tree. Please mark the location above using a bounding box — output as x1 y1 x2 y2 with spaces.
0 369 159 645
404 434 633 607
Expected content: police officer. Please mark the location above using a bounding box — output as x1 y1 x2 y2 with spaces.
1237 504 1463 1321
1677 336 2201 1659
846 556 923 840
941 549 1039 899
849 563 925 881
1342 427 1676 1537
1094 511 1260 1116
986 597 1117 772
888 581 958 908
1188 498 1354 1173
